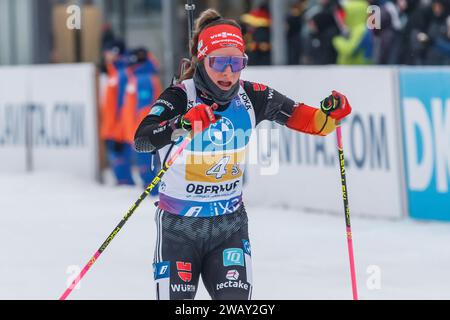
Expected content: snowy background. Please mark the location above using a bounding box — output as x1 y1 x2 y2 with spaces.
1 171 449 300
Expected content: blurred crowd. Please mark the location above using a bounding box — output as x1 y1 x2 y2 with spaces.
241 0 450 65
99 28 161 189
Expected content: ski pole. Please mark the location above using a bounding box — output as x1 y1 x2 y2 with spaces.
336 123 358 300
59 134 192 300
185 0 196 51
176 0 196 83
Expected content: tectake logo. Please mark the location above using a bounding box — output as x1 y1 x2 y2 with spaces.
176 261 192 282
226 269 239 281
216 280 249 291
223 248 244 267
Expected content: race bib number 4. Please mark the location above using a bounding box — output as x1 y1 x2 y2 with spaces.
185 151 244 182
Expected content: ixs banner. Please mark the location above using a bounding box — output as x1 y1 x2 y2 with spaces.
241 66 406 219
0 64 99 180
399 68 450 221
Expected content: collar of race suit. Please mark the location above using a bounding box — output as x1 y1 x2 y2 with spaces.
193 62 240 107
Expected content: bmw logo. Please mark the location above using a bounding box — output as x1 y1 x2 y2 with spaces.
208 117 234 146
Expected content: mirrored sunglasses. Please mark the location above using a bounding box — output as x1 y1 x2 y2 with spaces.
208 54 248 73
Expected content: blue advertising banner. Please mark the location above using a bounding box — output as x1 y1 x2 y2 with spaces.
400 69 450 221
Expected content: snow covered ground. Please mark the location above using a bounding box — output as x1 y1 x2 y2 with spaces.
1 171 450 300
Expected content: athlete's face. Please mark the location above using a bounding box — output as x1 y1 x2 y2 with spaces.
204 47 244 91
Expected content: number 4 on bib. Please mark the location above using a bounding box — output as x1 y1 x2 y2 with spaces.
206 156 230 179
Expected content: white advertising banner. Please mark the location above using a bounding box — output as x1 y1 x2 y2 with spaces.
0 66 28 173
242 66 406 219
0 64 98 180
29 64 98 180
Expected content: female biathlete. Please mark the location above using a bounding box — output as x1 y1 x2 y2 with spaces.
134 9 352 300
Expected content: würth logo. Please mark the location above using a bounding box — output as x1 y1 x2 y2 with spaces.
176 261 192 282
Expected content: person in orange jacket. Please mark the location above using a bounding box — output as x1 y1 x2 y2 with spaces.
121 48 162 192
100 40 136 185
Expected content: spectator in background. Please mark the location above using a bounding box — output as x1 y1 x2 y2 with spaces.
429 15 450 63
286 0 308 64
416 0 450 64
370 0 403 64
391 0 424 64
121 48 162 192
100 24 125 74
240 2 272 65
100 40 134 185
332 0 374 65
409 0 439 64
304 0 342 64
100 45 162 189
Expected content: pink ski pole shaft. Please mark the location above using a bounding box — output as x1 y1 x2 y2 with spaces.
59 134 192 300
336 123 358 300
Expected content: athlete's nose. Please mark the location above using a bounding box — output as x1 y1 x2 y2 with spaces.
222 64 233 75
